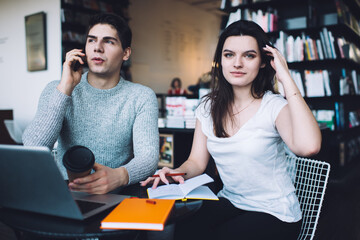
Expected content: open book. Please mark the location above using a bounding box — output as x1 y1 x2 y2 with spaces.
147 173 219 200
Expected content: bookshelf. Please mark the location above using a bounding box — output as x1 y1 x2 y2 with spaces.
221 0 360 178
157 93 198 168
60 0 130 72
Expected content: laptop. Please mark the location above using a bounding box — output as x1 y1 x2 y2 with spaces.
0 144 129 220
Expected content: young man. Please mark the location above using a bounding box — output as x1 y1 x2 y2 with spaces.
22 13 159 194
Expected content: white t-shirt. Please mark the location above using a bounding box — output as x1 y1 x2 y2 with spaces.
196 91 302 222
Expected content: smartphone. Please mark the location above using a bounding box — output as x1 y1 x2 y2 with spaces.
72 50 87 72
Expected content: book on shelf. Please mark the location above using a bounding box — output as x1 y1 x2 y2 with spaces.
322 28 333 59
311 37 319 60
276 31 288 60
304 70 325 97
220 0 226 9
349 44 360 63
316 110 335 131
289 70 305 96
166 116 185 128
337 37 346 59
101 198 175 231
326 28 337 59
320 13 338 26
226 7 278 32
335 102 345 130
349 110 360 128
295 36 304 61
226 9 241 27
322 70 332 96
305 37 312 60
230 0 241 7
282 16 306 30
339 69 358 96
316 39 324 60
328 30 337 59
147 173 219 201
339 77 350 96
286 35 295 62
351 70 359 94
319 31 329 59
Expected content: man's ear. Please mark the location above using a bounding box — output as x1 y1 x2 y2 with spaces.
123 47 131 61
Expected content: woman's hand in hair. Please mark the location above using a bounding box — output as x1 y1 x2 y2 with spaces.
263 45 291 84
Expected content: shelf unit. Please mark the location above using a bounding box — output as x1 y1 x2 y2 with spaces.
222 0 360 178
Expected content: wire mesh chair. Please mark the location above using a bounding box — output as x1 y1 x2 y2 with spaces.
286 155 331 240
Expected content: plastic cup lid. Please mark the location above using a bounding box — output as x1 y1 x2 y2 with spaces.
62 145 95 173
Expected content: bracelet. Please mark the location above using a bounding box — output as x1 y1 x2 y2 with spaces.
286 92 301 100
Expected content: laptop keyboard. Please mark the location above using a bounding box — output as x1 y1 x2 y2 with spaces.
75 200 106 214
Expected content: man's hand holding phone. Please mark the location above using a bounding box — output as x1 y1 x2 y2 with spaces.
57 49 86 96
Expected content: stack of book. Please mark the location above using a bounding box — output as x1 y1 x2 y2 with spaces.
184 99 199 129
165 97 199 129
165 96 186 128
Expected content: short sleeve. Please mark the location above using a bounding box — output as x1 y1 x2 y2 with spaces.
263 92 288 125
195 99 210 123
195 99 213 137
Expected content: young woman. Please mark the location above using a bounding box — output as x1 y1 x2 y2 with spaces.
141 20 321 239
167 77 187 95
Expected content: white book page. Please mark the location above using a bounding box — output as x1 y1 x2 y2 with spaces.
147 174 214 199
186 186 219 200
147 184 183 199
178 174 213 196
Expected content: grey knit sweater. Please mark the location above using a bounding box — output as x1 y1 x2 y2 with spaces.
22 72 159 184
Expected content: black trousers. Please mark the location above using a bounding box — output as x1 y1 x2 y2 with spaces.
174 197 302 240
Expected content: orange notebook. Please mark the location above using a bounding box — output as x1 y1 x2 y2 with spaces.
100 198 175 231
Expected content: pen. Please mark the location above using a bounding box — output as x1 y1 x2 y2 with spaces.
146 200 156 204
152 173 186 178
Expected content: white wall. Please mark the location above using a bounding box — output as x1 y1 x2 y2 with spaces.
0 0 61 133
129 0 221 93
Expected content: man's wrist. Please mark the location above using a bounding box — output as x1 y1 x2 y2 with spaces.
117 167 129 186
57 83 74 96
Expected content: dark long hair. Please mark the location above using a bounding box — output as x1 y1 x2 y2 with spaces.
205 20 276 138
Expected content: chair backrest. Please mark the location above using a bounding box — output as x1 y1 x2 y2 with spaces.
286 155 331 240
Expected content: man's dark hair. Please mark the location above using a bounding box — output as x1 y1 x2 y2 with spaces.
87 13 132 49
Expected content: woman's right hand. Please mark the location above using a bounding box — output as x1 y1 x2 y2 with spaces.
140 167 185 189
57 49 85 96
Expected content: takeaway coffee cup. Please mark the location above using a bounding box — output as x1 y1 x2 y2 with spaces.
62 145 95 182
